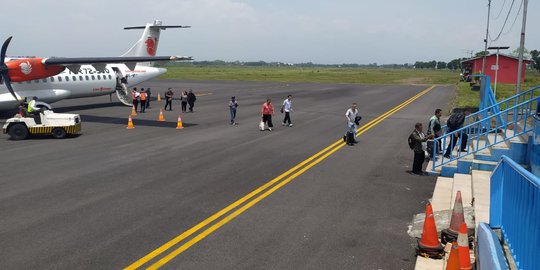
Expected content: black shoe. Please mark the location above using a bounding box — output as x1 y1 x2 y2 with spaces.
343 136 346 142
444 155 451 159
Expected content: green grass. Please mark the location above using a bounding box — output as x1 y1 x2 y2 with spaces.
160 65 540 109
160 65 460 85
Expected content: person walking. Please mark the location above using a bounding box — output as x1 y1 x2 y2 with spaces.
444 109 471 158
139 89 147 113
260 98 274 131
145 88 152 108
229 96 239 125
131 88 139 112
427 109 443 157
187 89 196 112
409 123 434 175
164 88 174 111
181 91 188 113
281 95 293 127
344 103 359 145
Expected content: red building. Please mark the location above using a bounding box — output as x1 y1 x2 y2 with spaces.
461 54 532 84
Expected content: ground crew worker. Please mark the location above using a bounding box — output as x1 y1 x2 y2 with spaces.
139 89 147 113
145 88 152 108
27 97 42 124
164 88 174 111
132 88 139 112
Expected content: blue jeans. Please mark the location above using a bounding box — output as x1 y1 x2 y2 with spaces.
230 108 237 123
347 123 357 138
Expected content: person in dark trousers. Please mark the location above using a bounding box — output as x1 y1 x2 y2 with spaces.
145 88 152 108
139 89 147 113
229 96 238 125
181 91 188 113
261 98 274 131
410 123 434 175
187 89 196 112
164 88 174 111
427 108 443 157
281 95 293 127
444 109 471 158
131 88 139 112
344 103 359 145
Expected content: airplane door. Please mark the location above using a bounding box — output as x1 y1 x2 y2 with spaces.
112 67 132 106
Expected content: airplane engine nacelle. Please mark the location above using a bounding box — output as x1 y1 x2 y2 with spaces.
6 58 65 82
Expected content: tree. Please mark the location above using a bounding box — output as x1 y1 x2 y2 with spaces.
447 58 462 70
475 51 489 57
436 61 447 69
511 48 531 59
531 50 540 73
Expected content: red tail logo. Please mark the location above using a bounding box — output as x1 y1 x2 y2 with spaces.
145 38 157 56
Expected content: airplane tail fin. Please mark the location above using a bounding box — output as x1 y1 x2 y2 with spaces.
121 20 190 66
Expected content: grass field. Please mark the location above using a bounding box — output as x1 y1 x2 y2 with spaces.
161 65 540 108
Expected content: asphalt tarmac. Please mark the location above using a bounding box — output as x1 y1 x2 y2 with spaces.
0 80 454 269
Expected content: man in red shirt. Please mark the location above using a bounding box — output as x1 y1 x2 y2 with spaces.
261 98 274 131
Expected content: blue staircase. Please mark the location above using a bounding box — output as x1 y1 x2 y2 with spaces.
428 79 540 177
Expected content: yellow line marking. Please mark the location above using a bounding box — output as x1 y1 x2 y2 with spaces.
125 85 436 269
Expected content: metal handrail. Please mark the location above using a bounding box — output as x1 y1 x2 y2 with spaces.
431 95 539 170
490 155 540 270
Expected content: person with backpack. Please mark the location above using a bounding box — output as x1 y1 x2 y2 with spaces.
444 109 471 158
427 109 443 157
408 122 434 175
344 103 359 145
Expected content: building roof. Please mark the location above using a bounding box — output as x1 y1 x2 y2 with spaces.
461 53 532 64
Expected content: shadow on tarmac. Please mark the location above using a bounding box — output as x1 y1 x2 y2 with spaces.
54 102 125 113
80 114 198 128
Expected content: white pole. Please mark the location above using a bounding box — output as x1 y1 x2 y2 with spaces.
516 0 528 94
494 49 500 98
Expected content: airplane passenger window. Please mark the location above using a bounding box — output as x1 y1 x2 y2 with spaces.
85 76 89 80
97 75 101 80
72 76 77 81
108 75 112 80
50 77 55 82
58 77 62 82
42 78 47 83
27 81 31 84
34 80 39 83
91 75 95 80
79 76 83 81
65 76 69 82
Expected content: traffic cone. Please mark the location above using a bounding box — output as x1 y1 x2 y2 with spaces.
127 115 135 129
157 93 161 102
176 115 184 129
131 105 137 116
445 242 460 270
158 108 165 122
417 203 444 259
457 223 472 269
442 191 465 244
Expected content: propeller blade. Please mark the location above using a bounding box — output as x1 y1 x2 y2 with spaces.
1 73 19 101
1 36 12 64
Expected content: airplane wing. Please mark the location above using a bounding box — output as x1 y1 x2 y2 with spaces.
43 56 192 72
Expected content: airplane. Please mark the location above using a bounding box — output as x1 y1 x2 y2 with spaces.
0 20 192 111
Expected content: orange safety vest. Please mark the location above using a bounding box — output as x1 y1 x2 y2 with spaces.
140 92 147 100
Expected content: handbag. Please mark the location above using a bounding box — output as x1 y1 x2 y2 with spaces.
259 120 265 131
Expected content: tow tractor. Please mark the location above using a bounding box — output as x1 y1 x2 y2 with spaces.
2 108 81 140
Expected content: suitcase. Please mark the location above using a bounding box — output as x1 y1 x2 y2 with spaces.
346 131 355 145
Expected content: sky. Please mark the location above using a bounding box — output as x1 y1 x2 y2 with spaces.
1 0 538 64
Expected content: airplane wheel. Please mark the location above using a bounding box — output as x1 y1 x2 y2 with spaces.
52 127 67 139
8 123 29 140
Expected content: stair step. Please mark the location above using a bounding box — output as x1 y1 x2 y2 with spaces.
471 170 491 225
487 133 510 149
451 173 473 208
431 177 454 212
472 159 498 171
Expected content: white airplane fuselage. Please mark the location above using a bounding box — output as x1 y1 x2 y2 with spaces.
0 63 165 110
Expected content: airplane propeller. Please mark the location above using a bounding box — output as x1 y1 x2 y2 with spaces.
0 36 19 101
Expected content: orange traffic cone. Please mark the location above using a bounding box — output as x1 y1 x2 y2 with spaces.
158 108 165 122
127 115 135 129
176 115 184 129
157 93 161 102
445 242 460 270
417 203 444 259
442 191 465 244
457 223 472 270
131 105 137 116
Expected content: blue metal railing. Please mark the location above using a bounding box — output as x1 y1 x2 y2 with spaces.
431 94 539 170
490 155 540 270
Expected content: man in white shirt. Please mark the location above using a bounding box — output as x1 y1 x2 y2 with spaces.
281 95 293 127
344 103 358 145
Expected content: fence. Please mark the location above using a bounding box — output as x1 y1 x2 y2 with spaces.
490 155 540 270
